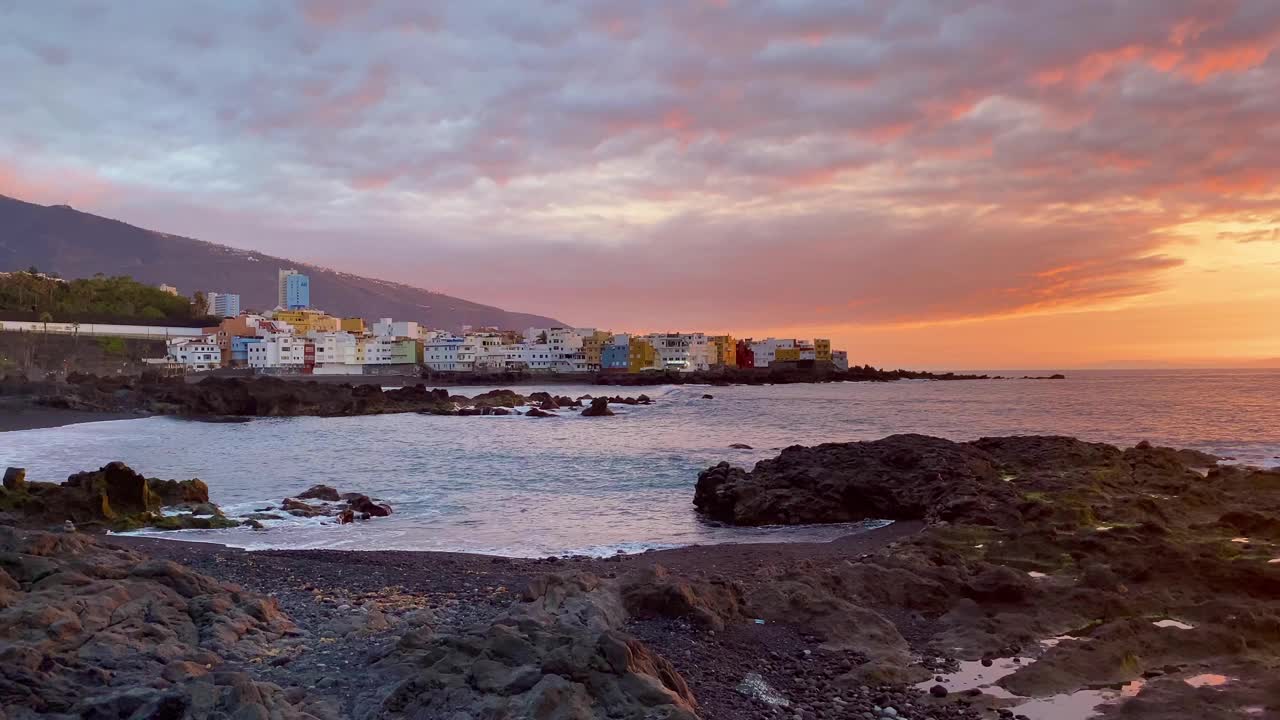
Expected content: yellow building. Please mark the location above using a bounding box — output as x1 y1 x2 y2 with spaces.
710 335 737 367
628 337 657 373
814 338 832 362
775 347 802 362
340 317 366 334
582 330 614 370
273 309 341 335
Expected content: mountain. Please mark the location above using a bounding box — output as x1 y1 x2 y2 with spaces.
0 194 564 330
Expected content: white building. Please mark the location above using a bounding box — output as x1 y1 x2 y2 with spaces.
641 333 712 371
422 335 471 371
158 284 179 296
207 292 241 318
467 332 511 371
360 337 400 365
372 317 421 340
247 334 309 369
309 331 358 370
832 350 849 371
749 338 796 367
166 337 221 372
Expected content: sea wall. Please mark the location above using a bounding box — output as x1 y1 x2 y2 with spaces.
0 331 166 378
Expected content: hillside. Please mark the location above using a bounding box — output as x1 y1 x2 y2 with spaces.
0 194 563 330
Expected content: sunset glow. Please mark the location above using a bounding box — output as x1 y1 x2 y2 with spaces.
2 1 1278 368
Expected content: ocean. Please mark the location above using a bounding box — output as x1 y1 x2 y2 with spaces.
3 369 1277 556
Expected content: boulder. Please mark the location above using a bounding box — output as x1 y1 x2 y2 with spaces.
297 484 341 502
281 498 323 517
147 477 210 506
620 565 744 631
582 397 615 417
64 461 161 519
3 467 25 491
347 495 392 517
702 394 714 399
728 443 753 450
525 408 557 418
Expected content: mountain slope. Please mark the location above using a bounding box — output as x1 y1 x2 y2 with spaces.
0 194 564 330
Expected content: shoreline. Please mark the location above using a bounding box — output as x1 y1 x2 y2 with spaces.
0 404 152 433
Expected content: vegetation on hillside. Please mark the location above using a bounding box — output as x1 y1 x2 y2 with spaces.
0 269 216 326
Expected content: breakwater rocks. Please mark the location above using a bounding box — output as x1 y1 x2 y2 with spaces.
695 434 1280 717
1 374 654 422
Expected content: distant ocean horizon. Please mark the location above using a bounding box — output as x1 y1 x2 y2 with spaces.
3 368 1277 556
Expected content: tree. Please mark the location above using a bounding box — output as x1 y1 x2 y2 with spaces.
191 291 209 317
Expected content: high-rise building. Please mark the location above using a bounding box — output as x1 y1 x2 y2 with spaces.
207 292 241 318
277 269 310 309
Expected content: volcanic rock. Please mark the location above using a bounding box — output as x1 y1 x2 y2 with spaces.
582 397 615 417
298 484 341 501
693 434 1017 527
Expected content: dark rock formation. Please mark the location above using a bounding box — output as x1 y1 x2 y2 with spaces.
0 527 317 718
148 477 210 506
728 443 752 450
369 571 698 719
298 484 341 501
3 467 25 491
0 462 221 531
581 397 615 417
694 434 1019 527
525 407 557 418
347 495 392 518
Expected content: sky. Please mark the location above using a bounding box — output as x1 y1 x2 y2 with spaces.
2 0 1279 369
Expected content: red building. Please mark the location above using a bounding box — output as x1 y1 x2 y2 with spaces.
735 340 755 368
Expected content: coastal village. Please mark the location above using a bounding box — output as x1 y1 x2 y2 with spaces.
152 269 851 375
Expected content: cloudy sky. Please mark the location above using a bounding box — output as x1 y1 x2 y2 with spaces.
3 0 1279 368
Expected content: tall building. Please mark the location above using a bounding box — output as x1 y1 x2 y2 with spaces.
207 292 241 318
277 269 310 309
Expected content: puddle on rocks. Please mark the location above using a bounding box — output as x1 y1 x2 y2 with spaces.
1007 680 1145 720
920 643 1153 720
1153 619 1195 630
1185 674 1230 688
917 656 1033 696
1038 635 1080 649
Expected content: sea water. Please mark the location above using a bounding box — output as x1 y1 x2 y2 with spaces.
2 369 1277 556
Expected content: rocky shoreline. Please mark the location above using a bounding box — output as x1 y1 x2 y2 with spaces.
2 434 1277 719
0 374 653 430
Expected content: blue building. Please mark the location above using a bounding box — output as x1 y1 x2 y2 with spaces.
208 292 241 318
231 337 259 366
600 344 630 371
277 269 310 309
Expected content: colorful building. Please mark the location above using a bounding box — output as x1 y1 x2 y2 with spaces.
581 330 614 371
600 344 630 371
272 309 340 335
735 340 755 368
774 347 802 363
628 337 658 373
340 317 366 334
710 335 736 367
814 338 832 362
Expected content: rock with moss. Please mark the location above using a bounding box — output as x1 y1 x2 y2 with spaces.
147 477 210 506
